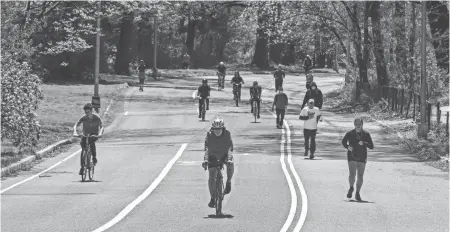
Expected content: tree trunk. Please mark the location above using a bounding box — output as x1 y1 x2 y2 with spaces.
114 12 134 75
426 1 449 72
350 3 368 83
362 2 369 83
252 9 269 68
281 41 295 65
369 1 389 86
394 2 408 79
408 2 417 88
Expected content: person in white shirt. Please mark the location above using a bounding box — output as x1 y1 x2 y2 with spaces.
299 99 322 159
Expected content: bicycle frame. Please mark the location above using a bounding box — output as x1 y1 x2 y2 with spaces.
80 134 96 181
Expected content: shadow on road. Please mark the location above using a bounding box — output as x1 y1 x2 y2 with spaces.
71 180 102 183
345 199 375 204
204 214 234 219
2 192 97 196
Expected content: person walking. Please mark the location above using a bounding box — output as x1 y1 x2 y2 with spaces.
273 65 286 92
299 99 322 159
138 60 146 91
271 87 288 129
301 82 323 110
341 117 374 201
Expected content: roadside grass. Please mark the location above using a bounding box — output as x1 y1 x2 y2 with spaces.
1 83 128 168
324 84 449 171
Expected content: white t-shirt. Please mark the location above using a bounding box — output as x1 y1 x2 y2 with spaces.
299 107 322 130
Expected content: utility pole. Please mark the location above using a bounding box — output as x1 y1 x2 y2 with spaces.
418 1 429 138
92 1 101 113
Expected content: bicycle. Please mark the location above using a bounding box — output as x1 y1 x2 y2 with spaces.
232 82 242 107
204 160 227 216
217 72 225 91
74 134 97 181
252 98 260 122
197 96 207 121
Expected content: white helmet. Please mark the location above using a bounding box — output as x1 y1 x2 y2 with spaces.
219 62 224 65
211 117 225 129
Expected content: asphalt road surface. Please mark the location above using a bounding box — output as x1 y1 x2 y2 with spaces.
2 71 448 232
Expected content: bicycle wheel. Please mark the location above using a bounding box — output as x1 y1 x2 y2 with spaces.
201 100 206 121
253 101 257 122
215 174 223 215
81 150 88 182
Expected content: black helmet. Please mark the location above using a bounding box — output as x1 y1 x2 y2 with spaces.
253 81 258 85
202 79 208 84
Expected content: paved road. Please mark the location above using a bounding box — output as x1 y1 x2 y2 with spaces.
1 71 448 232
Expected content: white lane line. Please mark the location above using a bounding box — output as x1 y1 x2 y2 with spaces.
1 149 82 194
124 111 128 116
92 143 188 232
284 120 308 232
266 110 297 232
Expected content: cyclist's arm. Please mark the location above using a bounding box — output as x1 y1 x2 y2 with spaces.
282 71 285 78
73 116 84 135
204 133 210 161
272 95 277 108
98 117 104 136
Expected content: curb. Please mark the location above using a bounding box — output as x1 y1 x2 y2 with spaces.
0 84 126 178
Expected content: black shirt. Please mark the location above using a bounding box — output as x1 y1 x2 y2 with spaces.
197 85 211 98
342 129 374 163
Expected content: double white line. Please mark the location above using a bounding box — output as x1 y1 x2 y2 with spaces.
270 111 308 232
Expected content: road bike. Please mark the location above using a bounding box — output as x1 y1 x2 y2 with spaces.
217 72 225 91
204 160 227 216
232 82 242 107
252 98 260 122
75 134 97 181
198 96 207 121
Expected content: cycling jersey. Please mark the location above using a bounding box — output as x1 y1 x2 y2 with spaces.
76 114 103 135
304 58 312 67
197 85 211 98
217 65 226 74
230 76 243 84
204 129 234 161
250 85 262 99
274 70 285 80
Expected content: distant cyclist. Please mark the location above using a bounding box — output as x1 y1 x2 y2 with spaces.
73 103 104 175
273 65 285 92
182 53 190 69
138 60 146 91
341 118 374 201
197 79 211 118
249 81 262 118
202 117 234 208
217 62 226 89
230 71 244 102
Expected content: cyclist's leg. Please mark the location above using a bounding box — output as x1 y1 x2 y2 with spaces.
208 166 218 205
355 162 366 193
280 109 285 127
250 98 254 112
206 98 209 110
89 137 98 164
79 138 87 174
198 98 202 117
256 99 261 117
225 161 234 194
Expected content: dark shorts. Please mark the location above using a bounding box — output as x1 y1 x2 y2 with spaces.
347 152 367 163
208 155 227 169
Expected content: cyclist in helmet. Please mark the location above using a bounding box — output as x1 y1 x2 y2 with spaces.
73 103 104 175
230 71 244 102
197 79 211 117
202 117 234 208
217 62 227 89
249 81 262 118
273 65 285 92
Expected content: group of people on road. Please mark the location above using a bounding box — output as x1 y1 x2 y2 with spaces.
73 56 374 211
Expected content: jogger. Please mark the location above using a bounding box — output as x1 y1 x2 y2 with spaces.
299 98 322 159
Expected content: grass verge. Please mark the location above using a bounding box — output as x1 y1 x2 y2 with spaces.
1 82 128 168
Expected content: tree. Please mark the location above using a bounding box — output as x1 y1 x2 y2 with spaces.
369 1 389 87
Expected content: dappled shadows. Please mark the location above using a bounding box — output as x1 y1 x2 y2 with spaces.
204 213 234 219
104 128 208 140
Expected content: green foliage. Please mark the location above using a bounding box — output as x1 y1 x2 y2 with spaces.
1 54 44 149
